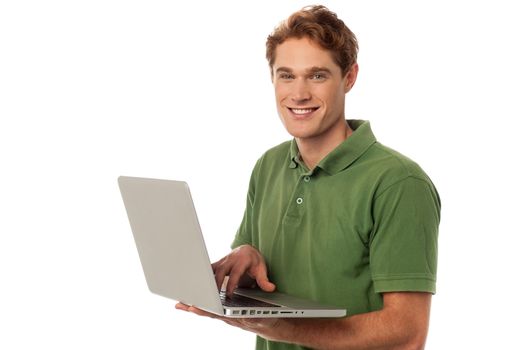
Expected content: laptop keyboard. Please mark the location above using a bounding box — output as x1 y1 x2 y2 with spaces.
220 291 280 308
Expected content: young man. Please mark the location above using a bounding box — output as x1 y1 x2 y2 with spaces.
177 5 440 350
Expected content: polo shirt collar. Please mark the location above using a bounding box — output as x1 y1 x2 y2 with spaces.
289 120 377 175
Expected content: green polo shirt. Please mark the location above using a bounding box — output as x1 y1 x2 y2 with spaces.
231 120 440 350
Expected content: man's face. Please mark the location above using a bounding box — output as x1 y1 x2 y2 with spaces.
272 37 357 141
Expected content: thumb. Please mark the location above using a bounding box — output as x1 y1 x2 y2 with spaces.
254 267 276 292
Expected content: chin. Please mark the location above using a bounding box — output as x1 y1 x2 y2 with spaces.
283 123 317 139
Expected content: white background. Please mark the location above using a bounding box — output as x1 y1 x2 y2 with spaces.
1 0 524 348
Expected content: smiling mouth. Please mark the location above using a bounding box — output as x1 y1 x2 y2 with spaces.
288 107 319 115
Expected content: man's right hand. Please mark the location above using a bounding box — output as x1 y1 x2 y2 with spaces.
211 244 276 297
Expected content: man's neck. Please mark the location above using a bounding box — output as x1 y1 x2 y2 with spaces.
296 120 353 170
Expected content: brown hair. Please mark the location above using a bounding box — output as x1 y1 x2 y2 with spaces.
266 5 358 76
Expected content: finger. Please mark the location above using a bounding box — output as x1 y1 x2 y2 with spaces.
214 268 228 292
212 256 230 288
175 302 190 311
225 277 239 297
211 258 224 273
226 264 250 296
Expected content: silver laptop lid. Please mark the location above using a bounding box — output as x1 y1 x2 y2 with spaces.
118 176 223 315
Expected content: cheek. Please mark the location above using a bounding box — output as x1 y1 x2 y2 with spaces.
274 85 288 102
316 84 343 106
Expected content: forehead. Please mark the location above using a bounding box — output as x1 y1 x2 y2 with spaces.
273 37 339 72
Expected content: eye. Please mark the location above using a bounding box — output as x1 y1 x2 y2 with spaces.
311 73 327 80
278 73 294 80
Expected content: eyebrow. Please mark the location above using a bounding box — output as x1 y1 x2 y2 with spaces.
275 66 333 75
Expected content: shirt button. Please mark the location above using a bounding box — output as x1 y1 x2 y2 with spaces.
296 197 303 204
304 176 311 182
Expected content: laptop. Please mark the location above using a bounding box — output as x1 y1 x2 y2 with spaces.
118 176 346 318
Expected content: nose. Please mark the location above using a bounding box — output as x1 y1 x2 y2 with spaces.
291 80 311 103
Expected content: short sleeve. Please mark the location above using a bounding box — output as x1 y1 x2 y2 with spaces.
230 158 261 249
370 176 440 294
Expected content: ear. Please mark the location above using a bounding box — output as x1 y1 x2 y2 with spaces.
344 63 359 93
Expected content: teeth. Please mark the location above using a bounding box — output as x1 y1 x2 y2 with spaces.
291 108 316 115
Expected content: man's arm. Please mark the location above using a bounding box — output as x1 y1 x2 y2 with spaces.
262 292 431 350
178 292 431 350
